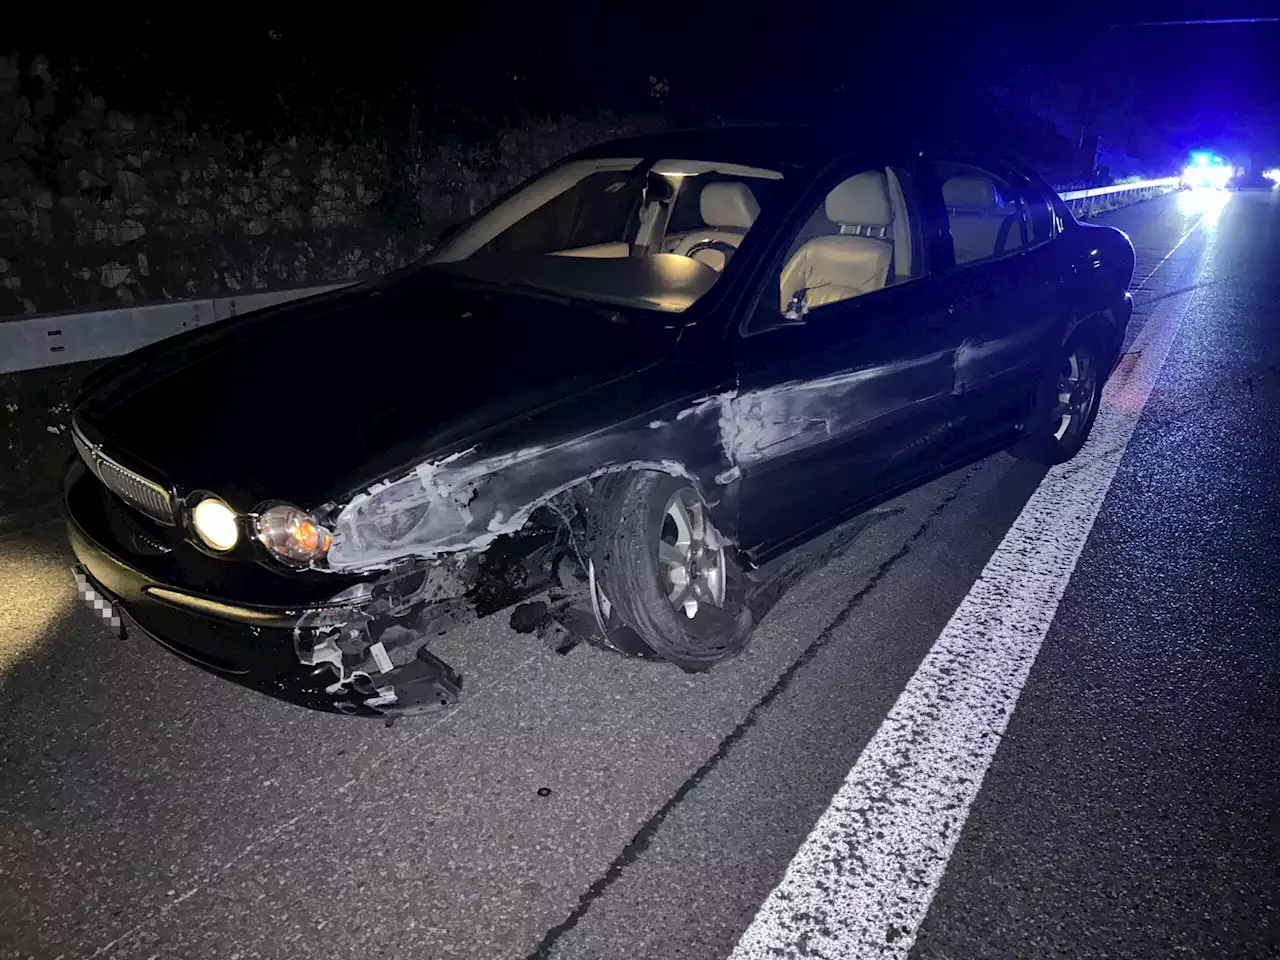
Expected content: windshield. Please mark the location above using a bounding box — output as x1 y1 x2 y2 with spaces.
425 158 785 313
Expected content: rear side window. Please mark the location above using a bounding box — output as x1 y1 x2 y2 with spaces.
933 162 1026 265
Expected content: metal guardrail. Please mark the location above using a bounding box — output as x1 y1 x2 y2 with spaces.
0 177 1183 376
0 283 350 376
1057 176 1180 217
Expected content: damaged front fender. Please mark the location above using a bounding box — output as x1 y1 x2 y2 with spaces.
301 383 766 708
325 399 739 573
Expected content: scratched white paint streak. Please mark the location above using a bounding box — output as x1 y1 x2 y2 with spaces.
327 452 695 571
729 240 1208 958
723 348 954 465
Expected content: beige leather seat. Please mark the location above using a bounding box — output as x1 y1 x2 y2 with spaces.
779 171 893 312
942 174 1023 264
670 182 760 271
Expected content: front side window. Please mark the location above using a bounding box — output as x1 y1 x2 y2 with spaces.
426 158 785 313
935 162 1027 266
754 165 922 328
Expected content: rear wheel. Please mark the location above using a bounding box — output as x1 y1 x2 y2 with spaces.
1011 328 1104 465
592 473 752 670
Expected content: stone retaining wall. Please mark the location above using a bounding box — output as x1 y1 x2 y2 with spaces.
0 51 665 531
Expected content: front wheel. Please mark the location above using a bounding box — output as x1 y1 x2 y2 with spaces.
1011 328 1104 465
592 473 753 671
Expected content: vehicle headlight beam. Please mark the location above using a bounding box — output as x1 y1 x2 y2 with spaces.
192 497 240 552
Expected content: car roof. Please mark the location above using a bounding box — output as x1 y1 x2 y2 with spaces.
572 124 916 172
569 124 1035 180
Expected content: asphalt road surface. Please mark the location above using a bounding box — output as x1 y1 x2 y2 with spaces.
2 188 1277 960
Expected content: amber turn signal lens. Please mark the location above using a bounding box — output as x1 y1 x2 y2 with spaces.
294 520 320 553
254 503 332 565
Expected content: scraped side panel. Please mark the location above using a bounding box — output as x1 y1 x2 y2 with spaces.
326 403 736 573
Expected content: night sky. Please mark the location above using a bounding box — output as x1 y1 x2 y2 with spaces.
8 3 1279 171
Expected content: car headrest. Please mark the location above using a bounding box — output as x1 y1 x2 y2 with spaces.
942 174 1005 211
824 171 891 227
699 182 760 230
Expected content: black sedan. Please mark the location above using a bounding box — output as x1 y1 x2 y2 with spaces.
66 127 1135 717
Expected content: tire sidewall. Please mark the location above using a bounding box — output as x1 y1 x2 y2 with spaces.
594 473 752 670
1015 327 1105 465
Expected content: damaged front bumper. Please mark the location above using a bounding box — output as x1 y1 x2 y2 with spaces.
66 463 470 718
65 453 673 717
67 540 464 718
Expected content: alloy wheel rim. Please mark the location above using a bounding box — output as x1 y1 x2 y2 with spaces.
1051 350 1098 442
658 489 727 619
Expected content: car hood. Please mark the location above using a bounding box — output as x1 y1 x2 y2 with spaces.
76 268 679 511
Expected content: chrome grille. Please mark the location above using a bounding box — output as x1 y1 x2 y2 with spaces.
73 424 176 525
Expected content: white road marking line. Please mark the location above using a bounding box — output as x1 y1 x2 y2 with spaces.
1134 214 1203 291
729 227 1211 959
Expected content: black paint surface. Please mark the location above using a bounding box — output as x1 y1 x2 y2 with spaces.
62 130 1134 715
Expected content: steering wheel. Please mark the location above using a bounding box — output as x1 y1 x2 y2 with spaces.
682 239 740 270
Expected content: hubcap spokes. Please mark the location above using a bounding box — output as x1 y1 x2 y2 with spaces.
1051 351 1096 442
659 490 727 619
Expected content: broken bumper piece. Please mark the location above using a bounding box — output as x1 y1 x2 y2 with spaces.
292 579 467 716
67 519 465 718
299 633 464 717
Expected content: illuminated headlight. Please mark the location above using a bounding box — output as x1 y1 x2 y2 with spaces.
254 503 332 565
192 497 240 552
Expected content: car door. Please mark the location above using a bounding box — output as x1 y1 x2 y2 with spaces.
922 158 1069 445
730 156 968 559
